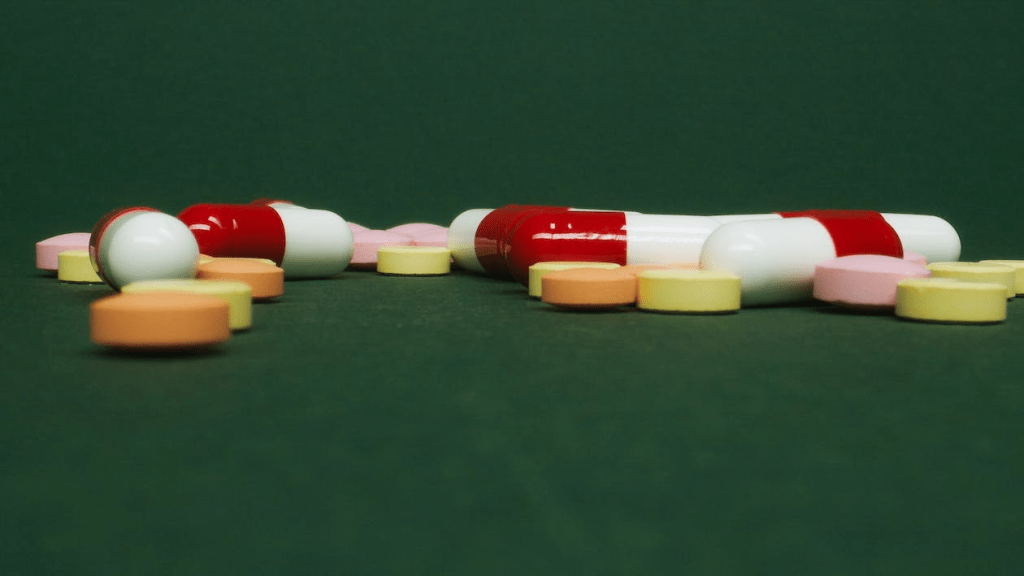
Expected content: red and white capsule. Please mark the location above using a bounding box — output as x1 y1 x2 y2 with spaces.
448 205 571 277
497 208 959 287
89 207 200 290
699 210 961 306
499 210 784 284
177 203 354 278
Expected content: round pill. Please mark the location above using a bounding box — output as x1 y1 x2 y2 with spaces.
903 250 928 266
376 246 452 275
637 269 741 313
813 254 931 309
90 292 231 350
541 268 637 310
57 250 104 284
528 261 622 298
927 262 1016 299
409 227 449 248
979 260 1024 295
896 278 1007 324
121 279 253 331
36 232 91 272
348 222 369 235
350 230 415 270
89 207 200 290
387 222 448 238
196 259 284 300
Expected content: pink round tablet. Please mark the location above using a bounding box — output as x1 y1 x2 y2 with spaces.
36 232 92 272
349 230 415 269
410 227 449 248
903 250 927 266
387 223 448 238
814 254 931 309
348 222 370 235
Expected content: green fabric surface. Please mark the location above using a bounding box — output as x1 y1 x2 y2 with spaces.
2 1 1023 573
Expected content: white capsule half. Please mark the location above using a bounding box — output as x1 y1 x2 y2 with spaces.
447 208 492 273
700 213 961 306
623 214 781 265
879 214 961 263
272 206 354 278
700 217 838 306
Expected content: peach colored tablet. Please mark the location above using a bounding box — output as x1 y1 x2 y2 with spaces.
541 268 637 309
528 261 622 298
90 292 231 350
349 230 414 269
36 232 91 272
814 255 931 309
196 259 284 300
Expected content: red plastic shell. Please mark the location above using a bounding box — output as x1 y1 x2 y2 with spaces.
177 204 287 264
249 198 294 207
780 209 903 258
505 210 629 285
473 205 569 277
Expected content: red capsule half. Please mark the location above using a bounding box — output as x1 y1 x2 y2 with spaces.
177 203 287 265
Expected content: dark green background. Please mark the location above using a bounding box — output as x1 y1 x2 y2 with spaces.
2 2 1022 573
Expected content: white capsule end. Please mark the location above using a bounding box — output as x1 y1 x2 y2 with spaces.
447 209 492 273
881 214 961 263
700 218 836 306
101 212 200 290
273 206 354 278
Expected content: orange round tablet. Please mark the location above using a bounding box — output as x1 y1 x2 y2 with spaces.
541 268 637 309
90 292 231 350
196 258 284 300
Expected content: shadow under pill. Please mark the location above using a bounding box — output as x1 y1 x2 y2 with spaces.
536 306 633 315
92 346 229 360
811 305 895 317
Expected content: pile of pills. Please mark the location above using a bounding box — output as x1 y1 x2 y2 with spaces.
36 198 453 352
35 201 1021 354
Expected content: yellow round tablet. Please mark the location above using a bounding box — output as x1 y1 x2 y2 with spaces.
637 269 741 313
57 250 103 283
121 279 253 331
927 262 1016 299
528 261 621 298
895 278 1007 324
979 260 1024 295
377 246 451 275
